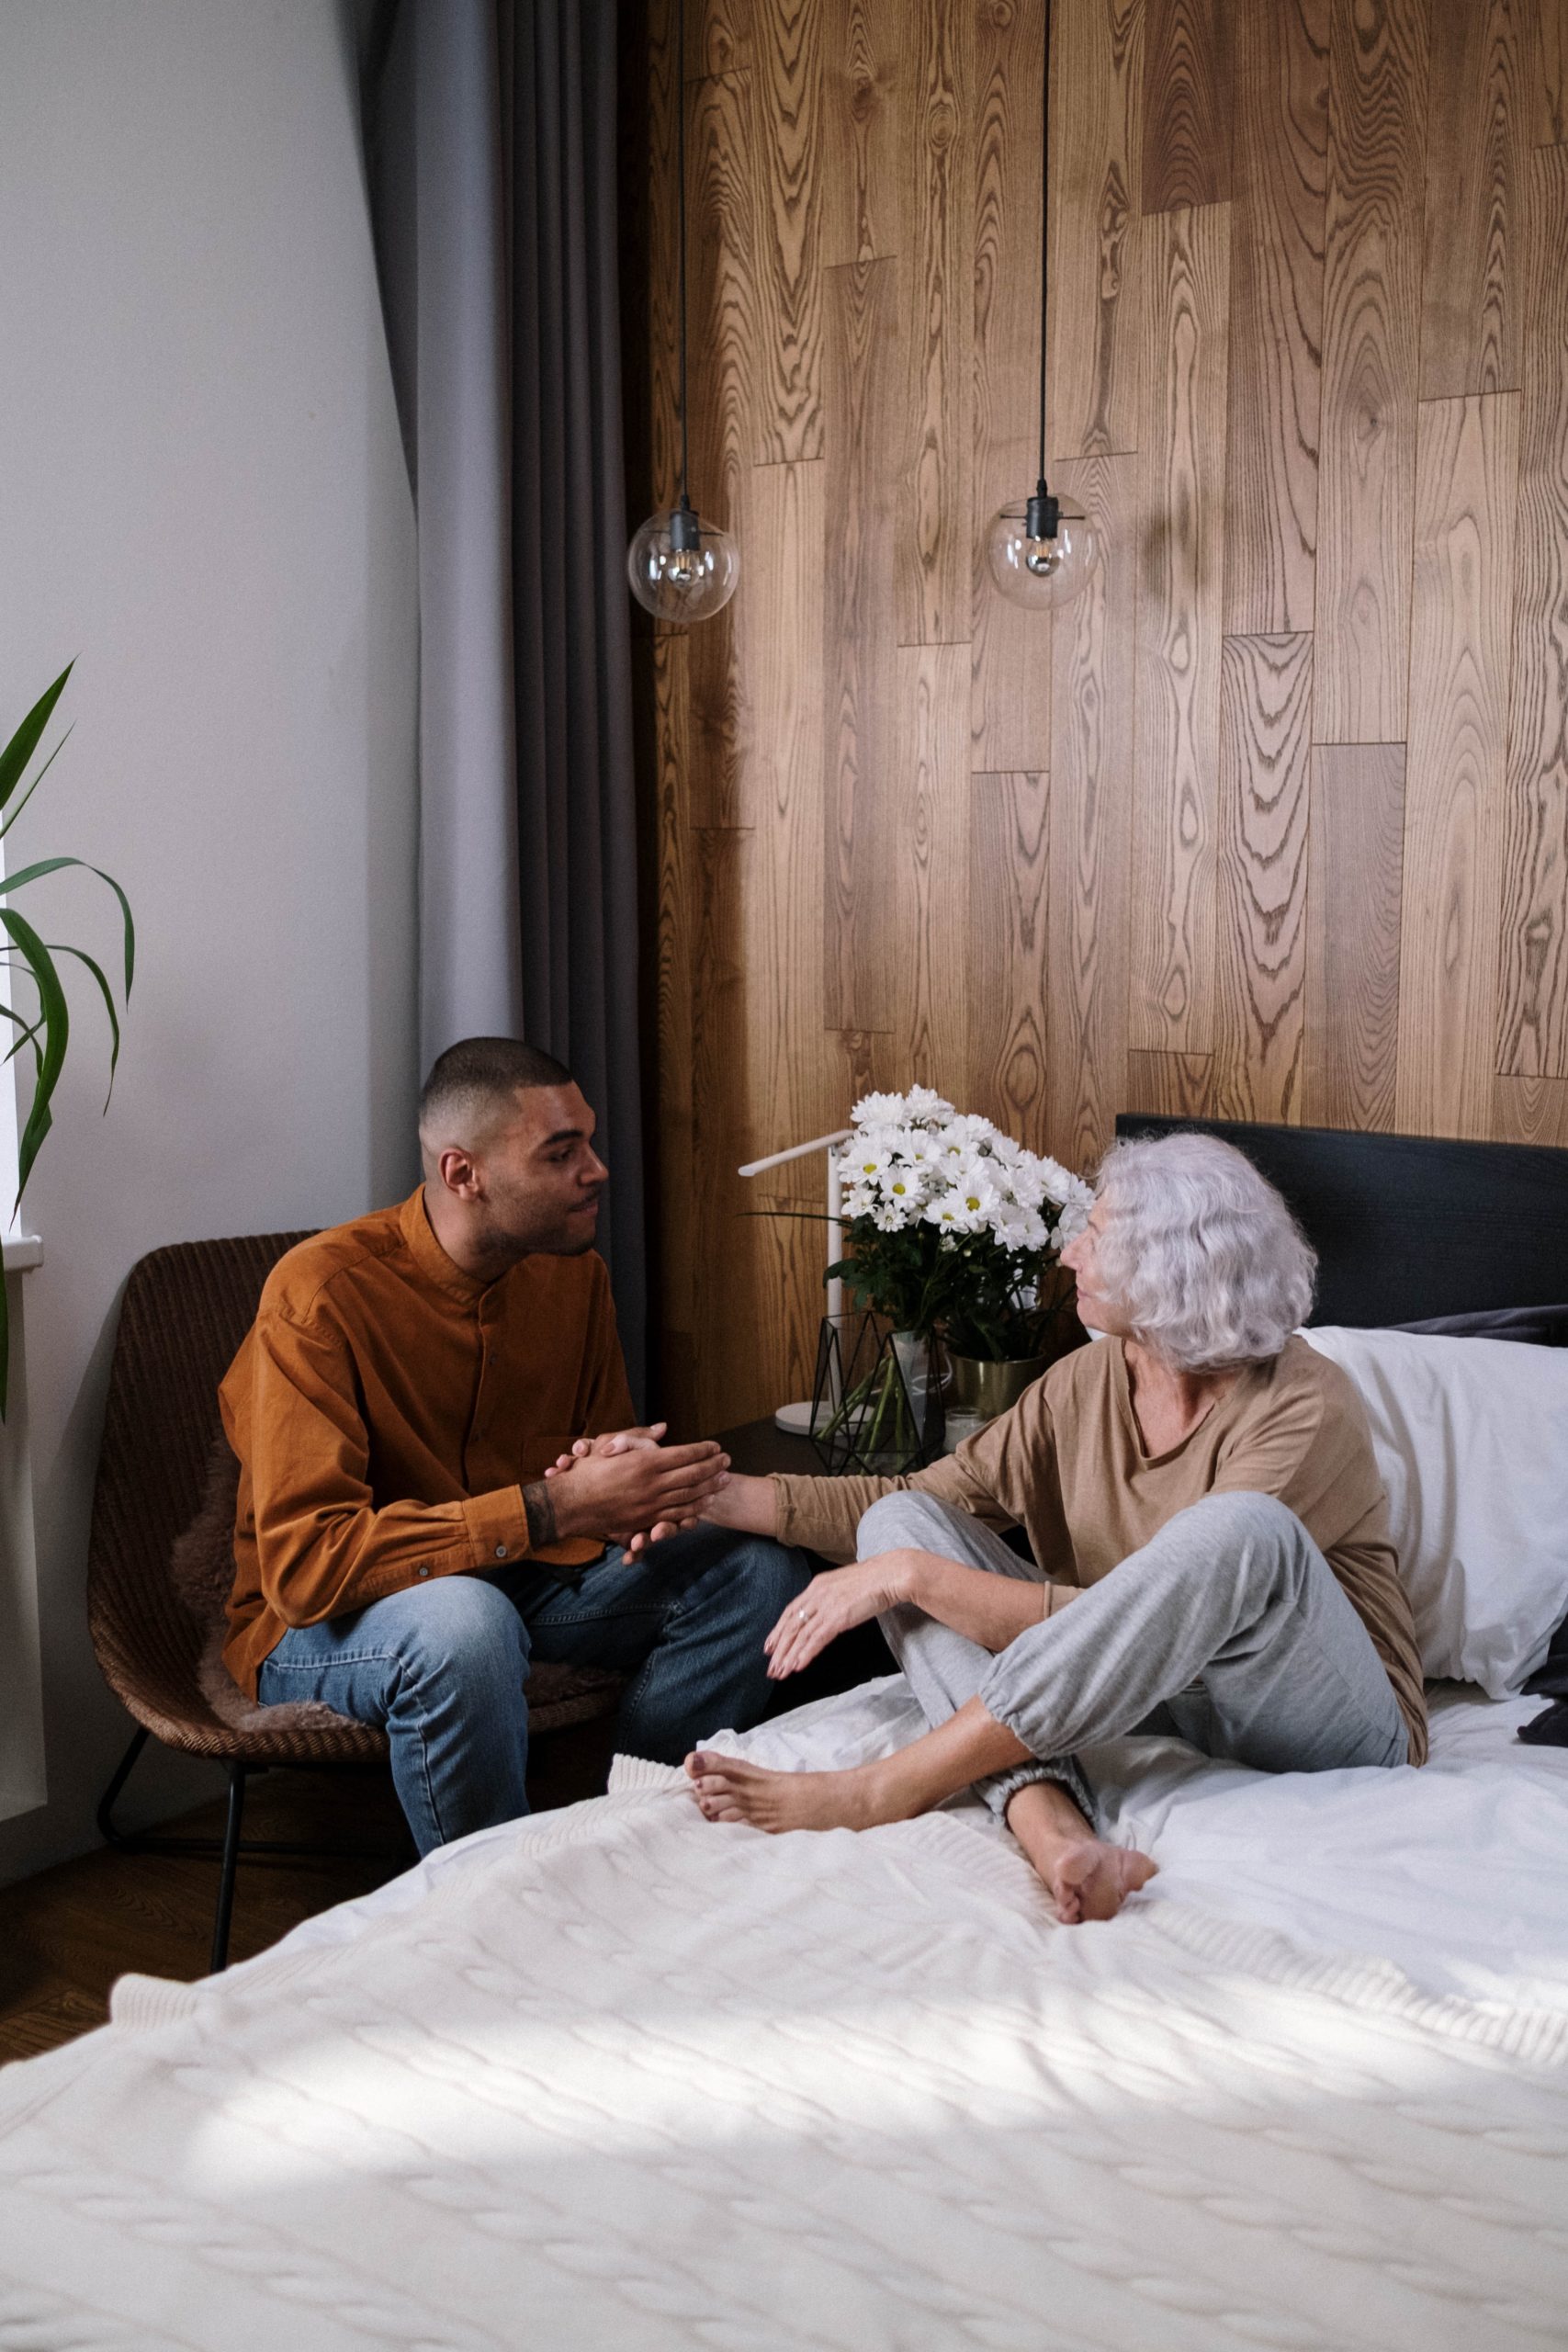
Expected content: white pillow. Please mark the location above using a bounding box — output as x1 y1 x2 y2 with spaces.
1302 1325 1568 1696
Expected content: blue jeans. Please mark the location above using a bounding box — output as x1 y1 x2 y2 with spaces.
256 1525 809 1854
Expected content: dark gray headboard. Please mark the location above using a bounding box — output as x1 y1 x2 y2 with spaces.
1113 1116 1568 1329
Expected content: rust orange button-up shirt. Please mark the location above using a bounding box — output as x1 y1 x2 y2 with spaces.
220 1187 635 1697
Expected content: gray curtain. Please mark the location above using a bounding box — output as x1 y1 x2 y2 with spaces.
361 0 646 1402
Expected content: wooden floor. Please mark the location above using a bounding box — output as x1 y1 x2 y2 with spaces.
0 1723 616 2068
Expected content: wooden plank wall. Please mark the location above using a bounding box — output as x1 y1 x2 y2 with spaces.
631 0 1568 1434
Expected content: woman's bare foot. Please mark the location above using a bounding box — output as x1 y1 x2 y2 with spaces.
1004 1778 1157 1924
684 1749 913 1833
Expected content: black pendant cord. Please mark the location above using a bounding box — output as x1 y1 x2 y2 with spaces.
670 0 701 551
1037 0 1050 490
1029 0 1058 539
676 0 693 524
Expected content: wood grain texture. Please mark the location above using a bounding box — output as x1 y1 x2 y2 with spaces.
821 0 901 266
1419 0 1521 399
1534 0 1568 143
685 69 757 824
1498 143 1568 1079
1396 392 1520 1137
1047 452 1137 1175
971 0 1051 770
750 0 825 460
1142 0 1234 214
897 0 973 645
1304 745 1406 1129
1224 0 1330 635
1493 1073 1568 1143
736 459 829 1195
634 0 1568 1435
689 823 756 1414
686 0 752 76
1123 1050 1216 1114
652 632 697 1351
823 258 898 1032
1050 0 1143 459
1314 0 1428 743
896 644 970 1091
968 772 1050 1145
1213 633 1314 1121
1132 198 1232 1053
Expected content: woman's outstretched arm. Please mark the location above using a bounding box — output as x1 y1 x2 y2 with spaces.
761 1544 1080 1679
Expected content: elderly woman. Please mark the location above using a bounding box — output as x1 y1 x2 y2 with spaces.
687 1132 1427 1923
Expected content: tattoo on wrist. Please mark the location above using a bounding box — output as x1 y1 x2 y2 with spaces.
523 1480 558 1549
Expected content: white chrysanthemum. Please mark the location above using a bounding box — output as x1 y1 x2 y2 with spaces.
903 1085 955 1125
852 1091 908 1129
845 1141 894 1182
876 1168 924 1210
870 1201 908 1232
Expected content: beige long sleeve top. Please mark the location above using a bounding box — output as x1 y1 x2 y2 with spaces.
773 1334 1427 1765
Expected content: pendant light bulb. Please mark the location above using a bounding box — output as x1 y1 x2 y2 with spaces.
627 0 737 625
627 498 739 621
987 0 1106 614
986 483 1100 609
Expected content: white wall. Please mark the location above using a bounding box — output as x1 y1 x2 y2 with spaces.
0 0 420 1881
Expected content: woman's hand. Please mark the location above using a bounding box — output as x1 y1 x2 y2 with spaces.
764 1551 919 1679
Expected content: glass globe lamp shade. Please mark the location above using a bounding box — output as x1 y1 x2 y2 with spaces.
626 505 739 622
986 494 1100 610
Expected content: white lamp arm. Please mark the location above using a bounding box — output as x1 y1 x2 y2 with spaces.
738 1126 854 1332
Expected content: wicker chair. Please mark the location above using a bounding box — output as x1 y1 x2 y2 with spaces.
87 1232 623 1972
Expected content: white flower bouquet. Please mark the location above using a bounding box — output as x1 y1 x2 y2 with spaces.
831 1087 1094 1362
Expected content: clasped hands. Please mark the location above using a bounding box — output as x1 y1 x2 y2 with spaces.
540 1423 730 1554
541 1428 919 1676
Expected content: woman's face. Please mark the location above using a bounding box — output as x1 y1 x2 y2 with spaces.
1059 1199 1131 1337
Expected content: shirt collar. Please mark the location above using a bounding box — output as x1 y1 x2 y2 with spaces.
399 1185 489 1304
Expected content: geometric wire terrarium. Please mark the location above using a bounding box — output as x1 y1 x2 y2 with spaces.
808 1313 943 1476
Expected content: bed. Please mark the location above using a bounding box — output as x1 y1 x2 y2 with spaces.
2 1121 1567 2351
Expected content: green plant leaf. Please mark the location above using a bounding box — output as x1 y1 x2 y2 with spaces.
0 663 73 814
0 905 68 1206
0 854 136 994
0 721 73 842
0 999 47 1078
42 944 119 1107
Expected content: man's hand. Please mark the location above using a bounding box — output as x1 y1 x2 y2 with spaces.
535 1435 730 1553
762 1551 919 1680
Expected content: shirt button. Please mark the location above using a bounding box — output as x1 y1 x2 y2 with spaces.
415 1564 431 1579
494 1544 509 1559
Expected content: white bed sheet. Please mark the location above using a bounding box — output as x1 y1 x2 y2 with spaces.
1 1677 1565 2351
290 1673 1568 2017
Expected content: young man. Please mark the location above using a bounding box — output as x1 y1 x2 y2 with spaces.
221 1036 807 1852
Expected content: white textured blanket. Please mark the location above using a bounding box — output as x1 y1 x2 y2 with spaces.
2 1688 1567 2351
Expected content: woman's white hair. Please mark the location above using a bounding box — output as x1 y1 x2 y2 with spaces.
1092 1132 1316 1371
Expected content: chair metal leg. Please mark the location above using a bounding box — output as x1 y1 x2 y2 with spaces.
96 1725 151 1849
209 1763 247 1974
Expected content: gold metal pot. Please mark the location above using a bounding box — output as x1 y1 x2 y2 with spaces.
943 1351 1049 1420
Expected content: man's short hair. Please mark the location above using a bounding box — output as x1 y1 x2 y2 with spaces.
418 1037 573 1138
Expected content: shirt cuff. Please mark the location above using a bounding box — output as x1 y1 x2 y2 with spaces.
461 1485 531 1568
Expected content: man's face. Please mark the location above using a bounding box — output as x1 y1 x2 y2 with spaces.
448 1084 608 1260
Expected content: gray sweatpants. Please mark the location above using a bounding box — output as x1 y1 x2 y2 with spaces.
865 1488 1409 1827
